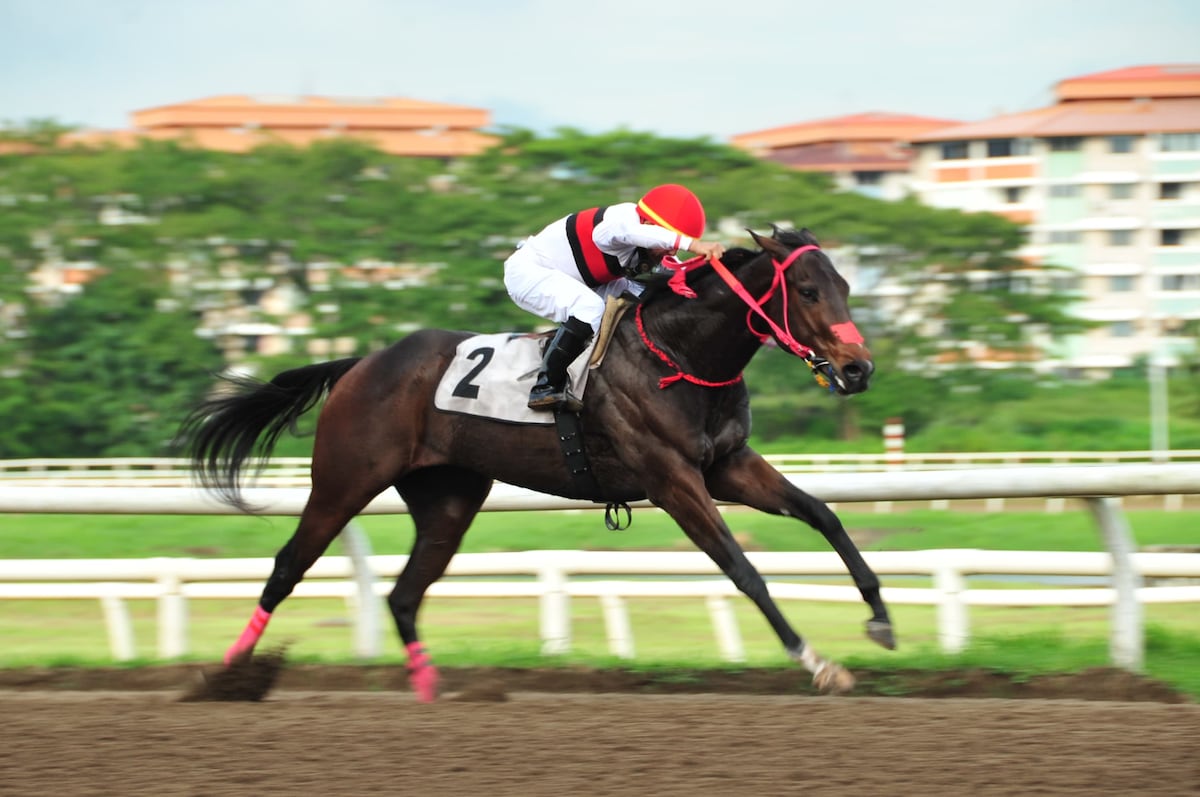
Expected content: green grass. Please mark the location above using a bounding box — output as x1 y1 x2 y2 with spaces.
4 505 1198 558
2 505 1198 697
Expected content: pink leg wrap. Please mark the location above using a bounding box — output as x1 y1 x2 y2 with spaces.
224 605 272 666
406 641 439 703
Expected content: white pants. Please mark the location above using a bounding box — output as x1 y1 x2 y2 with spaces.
504 247 639 333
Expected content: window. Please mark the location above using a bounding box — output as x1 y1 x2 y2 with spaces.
987 139 1014 158
855 171 882 186
1003 186 1025 204
1161 133 1200 152
1049 274 1082 292
1108 230 1134 246
1108 275 1136 292
1048 184 1081 198
1048 230 1081 245
1109 183 1135 200
1160 229 1184 246
1161 274 1200 290
1108 135 1136 154
1159 182 1183 200
1109 321 1135 338
1047 136 1083 152
940 141 969 160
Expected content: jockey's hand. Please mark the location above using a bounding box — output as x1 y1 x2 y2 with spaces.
688 240 726 261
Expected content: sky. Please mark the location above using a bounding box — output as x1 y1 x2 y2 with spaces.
3 0 1199 142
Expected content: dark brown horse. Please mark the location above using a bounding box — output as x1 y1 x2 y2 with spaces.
180 227 895 701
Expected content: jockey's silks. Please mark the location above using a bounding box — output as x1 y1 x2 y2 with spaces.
565 207 624 287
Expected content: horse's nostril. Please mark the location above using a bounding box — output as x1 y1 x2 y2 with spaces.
842 360 873 384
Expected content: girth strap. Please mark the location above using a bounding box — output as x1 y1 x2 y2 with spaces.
552 408 632 530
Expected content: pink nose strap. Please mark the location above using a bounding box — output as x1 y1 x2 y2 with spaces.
831 322 864 344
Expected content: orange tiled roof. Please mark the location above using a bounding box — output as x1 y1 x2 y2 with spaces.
131 94 491 131
911 97 1200 142
730 112 962 150
1056 64 1200 102
54 94 497 157
70 126 495 157
915 64 1200 142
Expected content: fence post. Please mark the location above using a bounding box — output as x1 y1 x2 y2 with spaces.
883 417 905 468
100 594 136 661
706 595 745 663
1084 497 1144 671
599 594 634 658
934 565 968 653
538 561 570 655
340 521 381 660
156 562 187 659
878 417 905 513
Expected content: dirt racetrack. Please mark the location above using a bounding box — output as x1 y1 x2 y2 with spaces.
1 665 1197 797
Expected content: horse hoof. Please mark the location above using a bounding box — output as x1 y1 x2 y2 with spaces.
223 646 254 668
866 619 896 650
813 662 855 695
410 665 440 703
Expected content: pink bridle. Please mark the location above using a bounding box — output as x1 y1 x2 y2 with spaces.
642 244 864 390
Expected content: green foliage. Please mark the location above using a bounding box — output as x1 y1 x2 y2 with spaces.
1 265 224 457
0 128 1129 454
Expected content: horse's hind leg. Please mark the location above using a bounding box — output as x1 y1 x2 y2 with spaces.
388 466 492 702
224 485 384 666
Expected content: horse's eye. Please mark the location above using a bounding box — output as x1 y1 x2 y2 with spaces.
799 288 819 302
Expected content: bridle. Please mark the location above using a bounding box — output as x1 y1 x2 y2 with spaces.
639 244 862 391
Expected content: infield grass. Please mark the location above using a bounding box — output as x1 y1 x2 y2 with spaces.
2 504 1198 697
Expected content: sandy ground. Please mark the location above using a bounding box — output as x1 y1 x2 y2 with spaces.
0 675 1197 796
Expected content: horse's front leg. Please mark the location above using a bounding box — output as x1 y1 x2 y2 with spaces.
648 468 855 694
705 446 896 651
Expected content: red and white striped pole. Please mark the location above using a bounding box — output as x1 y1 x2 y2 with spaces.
883 417 905 469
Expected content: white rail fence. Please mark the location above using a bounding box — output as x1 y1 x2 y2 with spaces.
3 462 1200 670
4 451 1200 480
2 549 1198 666
4 452 1197 513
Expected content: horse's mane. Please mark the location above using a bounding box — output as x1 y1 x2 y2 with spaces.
643 226 820 303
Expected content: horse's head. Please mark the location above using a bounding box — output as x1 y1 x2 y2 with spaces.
748 228 874 395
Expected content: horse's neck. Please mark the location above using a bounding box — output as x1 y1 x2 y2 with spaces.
641 287 764 382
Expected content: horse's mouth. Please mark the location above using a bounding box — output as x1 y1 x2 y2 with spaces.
808 357 873 395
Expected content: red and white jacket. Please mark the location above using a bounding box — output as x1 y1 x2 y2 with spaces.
515 202 692 287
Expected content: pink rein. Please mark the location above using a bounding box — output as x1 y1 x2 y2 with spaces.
640 244 859 389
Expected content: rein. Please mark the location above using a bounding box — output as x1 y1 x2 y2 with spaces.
635 302 744 390
709 244 817 358
640 244 839 390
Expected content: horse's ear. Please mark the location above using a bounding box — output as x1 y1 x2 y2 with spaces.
799 227 820 246
748 228 791 259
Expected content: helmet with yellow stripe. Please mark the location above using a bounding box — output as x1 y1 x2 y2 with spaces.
637 184 706 239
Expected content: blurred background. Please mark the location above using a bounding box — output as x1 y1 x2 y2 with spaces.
1 0 1199 456
1 0 1199 692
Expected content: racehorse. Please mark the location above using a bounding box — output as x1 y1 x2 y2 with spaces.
179 226 895 701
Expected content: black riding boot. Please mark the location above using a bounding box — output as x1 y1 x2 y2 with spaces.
528 317 593 412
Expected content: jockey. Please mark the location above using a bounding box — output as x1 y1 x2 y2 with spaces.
504 183 726 412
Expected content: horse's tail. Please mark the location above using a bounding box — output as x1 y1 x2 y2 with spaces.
178 358 362 510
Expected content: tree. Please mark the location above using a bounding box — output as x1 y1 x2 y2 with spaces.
0 127 1102 452
2 264 225 457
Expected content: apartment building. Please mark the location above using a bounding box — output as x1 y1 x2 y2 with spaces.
908 65 1200 373
730 112 960 201
60 94 497 157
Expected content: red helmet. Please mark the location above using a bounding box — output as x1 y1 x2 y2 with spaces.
637 184 706 239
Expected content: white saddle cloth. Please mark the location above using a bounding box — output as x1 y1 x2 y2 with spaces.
433 332 596 425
